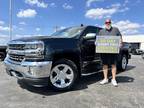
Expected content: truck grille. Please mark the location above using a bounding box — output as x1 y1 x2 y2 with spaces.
9 54 24 62
7 41 44 62
9 44 25 50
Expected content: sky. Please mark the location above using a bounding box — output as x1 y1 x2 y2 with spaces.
0 0 144 45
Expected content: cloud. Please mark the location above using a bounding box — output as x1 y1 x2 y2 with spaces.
0 34 9 39
36 27 40 31
119 7 129 12
85 8 117 19
0 25 19 32
110 3 121 8
0 34 10 45
59 26 66 30
86 0 104 7
25 0 48 8
123 0 129 6
17 9 37 18
62 3 73 10
0 26 9 31
108 3 129 12
19 21 26 25
85 3 129 19
113 20 144 35
0 21 5 25
50 3 56 8
110 3 129 12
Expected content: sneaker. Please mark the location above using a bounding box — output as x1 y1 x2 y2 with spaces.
100 79 108 85
111 79 118 87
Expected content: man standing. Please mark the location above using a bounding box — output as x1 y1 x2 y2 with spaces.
99 19 122 87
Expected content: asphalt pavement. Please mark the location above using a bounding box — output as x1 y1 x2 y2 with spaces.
0 55 144 108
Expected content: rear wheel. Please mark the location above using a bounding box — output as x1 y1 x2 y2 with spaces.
117 54 128 71
49 59 78 91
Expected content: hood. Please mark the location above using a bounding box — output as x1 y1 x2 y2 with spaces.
12 36 69 42
9 36 78 46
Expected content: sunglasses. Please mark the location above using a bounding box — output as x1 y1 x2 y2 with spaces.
105 22 111 24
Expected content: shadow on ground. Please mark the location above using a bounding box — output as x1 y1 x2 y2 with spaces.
17 65 135 96
124 65 136 71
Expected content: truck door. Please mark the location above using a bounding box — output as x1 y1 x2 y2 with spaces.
80 26 102 74
81 26 101 61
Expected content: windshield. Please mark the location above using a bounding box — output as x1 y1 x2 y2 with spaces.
50 27 85 38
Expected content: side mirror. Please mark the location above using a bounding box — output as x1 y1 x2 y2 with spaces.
83 33 96 40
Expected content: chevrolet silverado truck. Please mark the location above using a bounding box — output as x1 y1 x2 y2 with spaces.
4 26 131 90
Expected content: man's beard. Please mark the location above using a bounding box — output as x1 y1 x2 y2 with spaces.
105 25 111 30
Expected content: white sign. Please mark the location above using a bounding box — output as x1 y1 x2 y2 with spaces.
95 36 121 53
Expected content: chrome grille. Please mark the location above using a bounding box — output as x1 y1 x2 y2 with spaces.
9 44 25 50
7 41 44 62
9 54 24 62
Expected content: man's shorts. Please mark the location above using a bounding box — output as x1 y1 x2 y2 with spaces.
101 54 118 65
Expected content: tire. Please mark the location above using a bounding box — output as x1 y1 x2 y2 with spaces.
49 59 78 91
117 54 128 71
0 52 5 61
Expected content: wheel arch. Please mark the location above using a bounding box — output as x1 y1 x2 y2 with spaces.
118 50 129 63
51 51 82 76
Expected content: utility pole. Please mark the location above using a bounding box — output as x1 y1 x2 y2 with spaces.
54 26 59 32
9 0 12 40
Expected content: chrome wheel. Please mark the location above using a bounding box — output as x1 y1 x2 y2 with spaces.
122 56 127 70
50 64 74 89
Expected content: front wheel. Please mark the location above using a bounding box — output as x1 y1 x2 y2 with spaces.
117 54 128 71
49 59 78 91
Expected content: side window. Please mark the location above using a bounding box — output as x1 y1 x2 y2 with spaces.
82 27 90 36
92 27 101 35
81 26 102 40
82 27 97 36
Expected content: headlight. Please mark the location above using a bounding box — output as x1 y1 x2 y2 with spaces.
24 41 45 60
24 42 44 50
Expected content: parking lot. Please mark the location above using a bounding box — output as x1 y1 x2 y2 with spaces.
0 55 144 108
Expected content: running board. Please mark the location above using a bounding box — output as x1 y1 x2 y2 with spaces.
81 70 103 76
81 68 112 76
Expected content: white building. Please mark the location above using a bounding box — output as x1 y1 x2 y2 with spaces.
123 35 144 50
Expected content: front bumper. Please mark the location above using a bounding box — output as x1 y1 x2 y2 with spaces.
4 57 52 85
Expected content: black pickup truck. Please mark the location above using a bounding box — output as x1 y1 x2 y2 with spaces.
0 45 7 61
4 26 131 90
